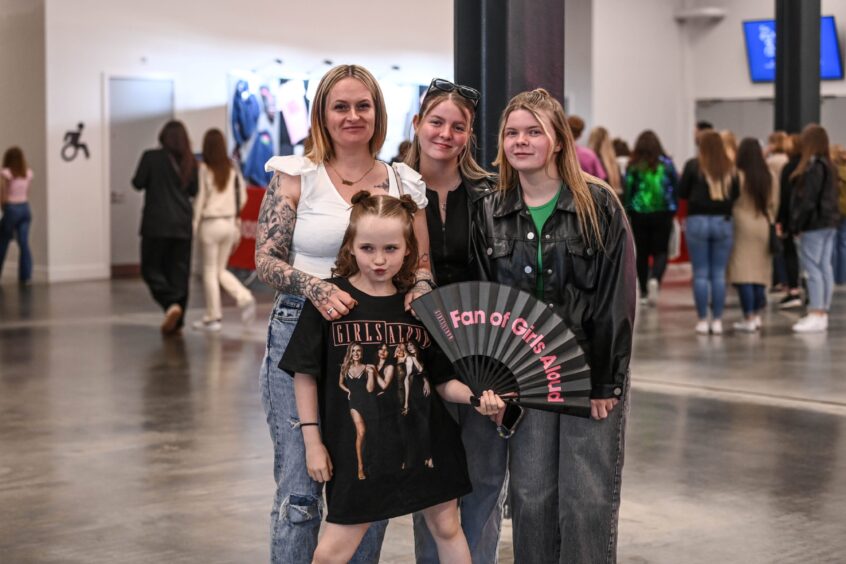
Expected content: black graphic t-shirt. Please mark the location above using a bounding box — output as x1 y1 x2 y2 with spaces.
279 278 472 525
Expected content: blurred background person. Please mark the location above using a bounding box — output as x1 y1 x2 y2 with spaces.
0 146 34 284
727 138 778 333
132 120 198 335
776 133 804 309
789 125 840 333
721 129 738 163
613 137 631 178
589 126 623 196
695 120 714 146
191 128 255 332
390 139 412 164
679 130 738 335
765 131 791 292
832 143 846 285
624 130 678 305
566 115 608 180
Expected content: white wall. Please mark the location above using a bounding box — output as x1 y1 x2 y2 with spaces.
0 0 46 282
592 0 690 163
565 0 593 127
42 0 452 282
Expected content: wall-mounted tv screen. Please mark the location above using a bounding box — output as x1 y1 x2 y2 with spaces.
742 16 844 82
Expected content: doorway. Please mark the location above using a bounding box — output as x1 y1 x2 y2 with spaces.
109 77 174 277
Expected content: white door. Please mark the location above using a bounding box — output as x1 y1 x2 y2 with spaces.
109 77 174 274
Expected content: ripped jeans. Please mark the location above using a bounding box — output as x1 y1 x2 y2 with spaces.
259 293 388 563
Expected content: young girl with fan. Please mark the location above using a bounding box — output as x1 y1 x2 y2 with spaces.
280 191 504 564
472 89 636 564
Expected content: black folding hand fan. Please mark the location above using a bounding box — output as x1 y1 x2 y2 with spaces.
411 281 592 418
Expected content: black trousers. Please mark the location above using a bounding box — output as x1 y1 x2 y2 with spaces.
140 237 191 327
629 211 674 294
783 235 801 290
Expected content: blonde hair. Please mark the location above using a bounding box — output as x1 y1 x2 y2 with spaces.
720 129 738 163
332 191 419 291
698 131 734 201
404 90 493 182
588 126 621 193
305 65 387 163
494 89 618 248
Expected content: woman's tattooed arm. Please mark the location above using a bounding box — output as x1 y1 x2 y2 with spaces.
255 172 339 306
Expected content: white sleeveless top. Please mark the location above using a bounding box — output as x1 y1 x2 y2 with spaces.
264 155 428 279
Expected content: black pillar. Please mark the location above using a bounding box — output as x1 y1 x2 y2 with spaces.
775 0 820 133
455 0 565 170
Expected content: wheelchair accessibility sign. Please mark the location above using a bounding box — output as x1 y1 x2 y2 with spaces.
62 123 90 162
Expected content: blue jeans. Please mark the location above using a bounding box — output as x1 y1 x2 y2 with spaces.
0 203 33 282
412 405 509 563
834 218 846 285
685 215 733 320
259 293 388 563
508 381 630 564
734 283 766 316
799 228 836 311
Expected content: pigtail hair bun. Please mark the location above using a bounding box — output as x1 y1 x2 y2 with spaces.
398 194 418 215
351 190 372 206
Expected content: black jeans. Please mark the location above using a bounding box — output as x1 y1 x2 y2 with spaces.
140 237 191 327
629 211 674 295
783 235 801 290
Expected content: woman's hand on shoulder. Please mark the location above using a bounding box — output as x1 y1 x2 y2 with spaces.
307 279 357 321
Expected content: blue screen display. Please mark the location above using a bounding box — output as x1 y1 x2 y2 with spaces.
742 16 844 82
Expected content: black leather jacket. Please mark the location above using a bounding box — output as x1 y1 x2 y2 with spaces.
789 158 841 234
471 183 636 399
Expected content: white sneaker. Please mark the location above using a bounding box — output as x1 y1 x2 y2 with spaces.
192 319 222 332
695 320 710 335
733 319 758 333
710 320 723 335
647 278 659 306
792 314 828 333
752 315 762 329
240 298 256 325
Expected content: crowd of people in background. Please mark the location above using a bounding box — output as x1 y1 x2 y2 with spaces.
569 116 845 335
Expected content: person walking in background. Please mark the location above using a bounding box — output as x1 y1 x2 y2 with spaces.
589 126 623 196
613 137 631 179
566 115 608 181
624 130 678 306
0 147 34 284
191 128 256 332
132 121 198 335
789 125 840 333
728 139 779 333
403 78 507 564
832 144 846 285
776 134 804 309
679 130 739 335
765 131 791 292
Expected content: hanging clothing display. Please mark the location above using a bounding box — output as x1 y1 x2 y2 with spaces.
231 80 261 147
243 130 275 187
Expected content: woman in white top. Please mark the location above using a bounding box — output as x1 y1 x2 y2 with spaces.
0 146 34 283
255 64 431 564
192 128 255 331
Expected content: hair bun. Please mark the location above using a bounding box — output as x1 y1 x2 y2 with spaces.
350 190 372 205
398 194 419 214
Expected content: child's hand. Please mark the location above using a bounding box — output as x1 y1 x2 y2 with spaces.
473 390 505 418
305 442 333 483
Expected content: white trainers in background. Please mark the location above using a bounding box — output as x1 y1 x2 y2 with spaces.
695 320 710 335
710 319 723 335
647 278 659 306
192 319 222 332
733 319 758 333
792 314 828 333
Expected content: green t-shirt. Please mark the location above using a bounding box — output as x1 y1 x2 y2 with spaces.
527 189 560 298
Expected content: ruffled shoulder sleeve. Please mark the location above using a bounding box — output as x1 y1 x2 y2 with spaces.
264 155 318 177
391 162 428 209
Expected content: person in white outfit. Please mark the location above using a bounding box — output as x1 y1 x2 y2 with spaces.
192 128 256 331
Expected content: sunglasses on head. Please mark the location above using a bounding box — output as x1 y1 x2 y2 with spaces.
425 78 480 106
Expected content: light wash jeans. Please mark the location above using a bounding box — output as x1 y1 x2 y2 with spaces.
799 228 836 311
834 218 846 285
685 215 734 320
259 292 388 563
412 404 509 563
508 381 630 564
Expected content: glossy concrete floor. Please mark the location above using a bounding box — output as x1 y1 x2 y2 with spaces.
1 269 845 563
